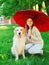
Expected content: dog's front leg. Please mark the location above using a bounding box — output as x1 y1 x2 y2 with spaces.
15 53 19 60
22 49 25 59
15 50 19 60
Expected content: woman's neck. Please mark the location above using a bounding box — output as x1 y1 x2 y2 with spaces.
29 27 31 29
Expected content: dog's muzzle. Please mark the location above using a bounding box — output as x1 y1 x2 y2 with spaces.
18 32 21 35
18 32 21 38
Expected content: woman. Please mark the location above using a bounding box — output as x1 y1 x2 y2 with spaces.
25 18 44 55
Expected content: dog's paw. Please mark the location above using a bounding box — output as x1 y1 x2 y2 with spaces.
23 56 25 59
15 58 18 61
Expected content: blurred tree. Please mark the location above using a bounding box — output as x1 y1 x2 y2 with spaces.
45 0 49 16
38 4 42 11
0 0 49 18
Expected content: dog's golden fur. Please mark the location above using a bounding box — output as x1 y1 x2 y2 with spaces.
11 27 25 60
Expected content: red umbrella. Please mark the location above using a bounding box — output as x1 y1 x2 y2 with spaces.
13 10 49 32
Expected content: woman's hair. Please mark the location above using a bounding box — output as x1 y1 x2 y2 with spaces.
25 18 34 33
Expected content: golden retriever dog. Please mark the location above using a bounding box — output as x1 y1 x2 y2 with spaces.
11 27 25 60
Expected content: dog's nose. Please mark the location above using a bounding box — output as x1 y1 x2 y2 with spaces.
18 32 21 35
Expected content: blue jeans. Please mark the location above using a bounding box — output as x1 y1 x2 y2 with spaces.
25 43 43 54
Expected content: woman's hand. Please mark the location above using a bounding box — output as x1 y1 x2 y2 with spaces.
26 39 30 43
30 34 34 38
29 36 31 39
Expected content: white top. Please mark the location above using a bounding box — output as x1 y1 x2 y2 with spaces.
26 26 44 44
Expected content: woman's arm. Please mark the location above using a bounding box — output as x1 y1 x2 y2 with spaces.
31 26 44 44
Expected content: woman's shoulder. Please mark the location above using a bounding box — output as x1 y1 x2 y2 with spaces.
33 26 37 28
32 26 40 32
32 26 38 30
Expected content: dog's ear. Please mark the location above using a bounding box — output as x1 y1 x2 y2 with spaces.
14 28 17 34
22 28 25 35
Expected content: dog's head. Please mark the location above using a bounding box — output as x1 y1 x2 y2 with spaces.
14 27 25 38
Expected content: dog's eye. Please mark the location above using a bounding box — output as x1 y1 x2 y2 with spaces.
17 29 18 31
21 29 23 31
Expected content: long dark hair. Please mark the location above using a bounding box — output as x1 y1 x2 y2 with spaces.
25 18 34 33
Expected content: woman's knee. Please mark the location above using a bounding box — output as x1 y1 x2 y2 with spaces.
25 43 33 50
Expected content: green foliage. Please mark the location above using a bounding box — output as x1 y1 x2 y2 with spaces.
0 0 49 18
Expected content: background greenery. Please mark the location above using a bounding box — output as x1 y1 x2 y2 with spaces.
0 25 49 65
0 0 49 18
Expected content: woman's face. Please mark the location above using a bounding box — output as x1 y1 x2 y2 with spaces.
26 18 33 28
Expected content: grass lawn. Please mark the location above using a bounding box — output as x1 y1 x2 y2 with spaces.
0 25 49 65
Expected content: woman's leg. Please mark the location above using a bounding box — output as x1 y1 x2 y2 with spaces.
25 43 33 50
25 43 43 54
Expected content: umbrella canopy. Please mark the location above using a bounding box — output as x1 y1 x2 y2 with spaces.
13 10 49 32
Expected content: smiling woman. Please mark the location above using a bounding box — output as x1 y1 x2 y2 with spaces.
25 18 44 55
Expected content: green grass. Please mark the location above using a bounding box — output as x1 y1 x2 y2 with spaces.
0 25 49 65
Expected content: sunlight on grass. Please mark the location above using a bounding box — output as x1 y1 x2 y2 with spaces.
0 54 5 59
12 26 16 28
0 26 8 29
